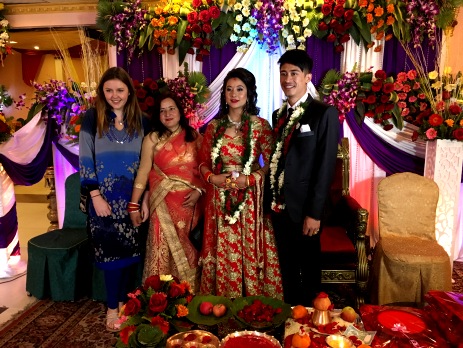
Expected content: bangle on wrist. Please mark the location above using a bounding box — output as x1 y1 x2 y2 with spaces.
205 171 213 184
128 210 140 214
245 175 250 187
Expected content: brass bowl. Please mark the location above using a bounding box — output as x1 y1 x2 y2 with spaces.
220 330 282 348
312 309 331 326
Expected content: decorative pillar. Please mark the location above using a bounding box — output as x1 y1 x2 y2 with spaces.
424 139 463 268
44 166 58 231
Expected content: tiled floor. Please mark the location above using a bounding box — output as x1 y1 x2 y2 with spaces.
0 178 50 327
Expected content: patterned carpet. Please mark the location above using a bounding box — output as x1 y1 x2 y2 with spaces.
0 263 460 347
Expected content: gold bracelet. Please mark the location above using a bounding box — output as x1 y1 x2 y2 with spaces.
245 175 250 187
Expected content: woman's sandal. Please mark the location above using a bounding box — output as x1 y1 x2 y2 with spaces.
106 308 120 332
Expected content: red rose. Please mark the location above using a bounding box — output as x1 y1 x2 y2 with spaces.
382 113 392 120
365 110 375 118
411 130 419 141
209 6 221 19
452 128 463 140
326 34 336 42
334 44 344 53
145 96 155 107
375 104 385 114
200 48 210 56
136 89 147 99
149 81 158 91
380 95 390 103
334 23 345 34
384 103 395 111
196 53 203 62
144 275 162 290
318 22 329 31
124 298 141 316
202 23 213 34
339 33 350 44
187 47 195 54
203 38 212 46
321 4 332 15
192 24 202 34
151 316 170 334
375 70 387 80
192 0 202 8
344 9 355 21
364 95 377 104
168 282 185 298
183 33 192 41
333 5 345 17
383 124 393 131
120 325 136 345
449 103 462 115
187 11 198 23
343 20 353 30
193 37 203 48
382 83 395 94
428 113 443 126
199 9 210 22
149 292 168 313
371 80 383 92
329 18 339 29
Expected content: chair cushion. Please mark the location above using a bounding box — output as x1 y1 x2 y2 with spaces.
28 228 88 249
381 235 450 264
321 226 356 267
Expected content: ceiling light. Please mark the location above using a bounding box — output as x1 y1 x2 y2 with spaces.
34 46 40 50
9 41 17 44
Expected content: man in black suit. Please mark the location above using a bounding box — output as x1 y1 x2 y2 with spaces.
268 49 339 306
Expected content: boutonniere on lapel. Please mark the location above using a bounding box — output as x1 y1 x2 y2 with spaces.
269 101 309 212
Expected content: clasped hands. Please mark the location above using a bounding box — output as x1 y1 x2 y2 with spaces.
212 171 247 190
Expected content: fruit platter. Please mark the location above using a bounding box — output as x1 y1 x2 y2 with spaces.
284 293 374 348
230 295 292 330
186 295 234 326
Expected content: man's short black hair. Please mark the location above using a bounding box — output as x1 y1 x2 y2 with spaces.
278 49 313 74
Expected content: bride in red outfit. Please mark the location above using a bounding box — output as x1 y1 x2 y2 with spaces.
198 68 283 299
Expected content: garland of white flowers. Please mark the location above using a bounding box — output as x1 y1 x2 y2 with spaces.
269 101 308 211
211 114 255 224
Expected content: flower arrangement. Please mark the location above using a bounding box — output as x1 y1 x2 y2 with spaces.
0 4 12 66
181 0 221 62
252 0 285 53
228 0 259 53
280 0 321 50
357 0 395 52
314 0 357 53
133 63 210 129
116 274 194 348
393 69 431 127
355 69 399 131
404 0 439 48
411 68 463 141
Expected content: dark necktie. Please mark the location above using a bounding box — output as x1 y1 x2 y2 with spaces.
287 107 294 118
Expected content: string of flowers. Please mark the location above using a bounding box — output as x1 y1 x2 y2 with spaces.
211 114 254 224
229 0 259 53
269 102 308 212
251 0 285 53
281 0 320 50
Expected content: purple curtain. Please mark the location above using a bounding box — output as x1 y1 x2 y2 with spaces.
382 34 440 75
0 117 54 186
117 49 163 82
202 42 238 84
306 36 341 87
0 204 19 255
346 110 424 175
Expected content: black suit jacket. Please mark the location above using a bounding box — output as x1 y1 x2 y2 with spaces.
271 95 339 223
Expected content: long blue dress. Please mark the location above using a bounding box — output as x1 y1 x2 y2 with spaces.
79 108 145 270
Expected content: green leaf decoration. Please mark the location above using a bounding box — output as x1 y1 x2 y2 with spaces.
186 295 233 325
349 25 361 46
96 0 126 46
147 29 155 52
176 19 188 45
391 103 403 130
188 71 211 104
318 69 342 98
136 324 165 347
354 100 365 126
26 103 45 122
178 40 191 66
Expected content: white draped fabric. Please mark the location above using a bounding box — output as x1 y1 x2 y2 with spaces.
0 112 43 279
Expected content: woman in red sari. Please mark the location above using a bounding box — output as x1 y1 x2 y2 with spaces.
130 94 204 290
199 68 283 299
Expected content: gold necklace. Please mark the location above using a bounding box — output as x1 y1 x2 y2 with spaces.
228 115 242 134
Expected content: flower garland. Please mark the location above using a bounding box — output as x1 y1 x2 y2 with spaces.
210 113 255 224
269 101 308 212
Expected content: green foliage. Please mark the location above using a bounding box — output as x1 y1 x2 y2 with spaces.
96 0 126 46
318 69 342 99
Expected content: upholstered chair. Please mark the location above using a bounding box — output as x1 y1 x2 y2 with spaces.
370 172 452 305
320 138 370 307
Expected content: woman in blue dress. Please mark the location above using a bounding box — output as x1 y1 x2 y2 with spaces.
79 67 148 331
